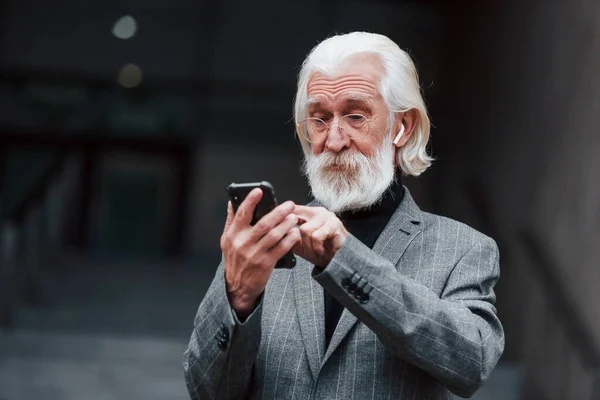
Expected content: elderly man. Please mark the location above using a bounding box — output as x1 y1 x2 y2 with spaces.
183 32 504 399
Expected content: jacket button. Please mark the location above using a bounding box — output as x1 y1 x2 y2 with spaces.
359 292 370 304
348 283 357 294
341 278 352 288
221 326 229 340
217 337 228 351
353 287 364 298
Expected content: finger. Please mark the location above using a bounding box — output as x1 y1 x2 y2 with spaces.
311 222 334 242
298 216 326 238
293 205 318 221
298 217 326 258
249 200 296 241
310 223 334 257
222 201 234 235
259 213 299 250
233 188 263 228
267 227 301 262
299 223 317 259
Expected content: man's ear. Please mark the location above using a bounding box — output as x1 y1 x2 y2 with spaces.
393 109 418 148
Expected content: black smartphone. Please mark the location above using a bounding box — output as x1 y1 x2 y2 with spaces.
227 181 297 269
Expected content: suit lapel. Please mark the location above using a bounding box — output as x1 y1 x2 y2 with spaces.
292 256 325 381
320 188 423 367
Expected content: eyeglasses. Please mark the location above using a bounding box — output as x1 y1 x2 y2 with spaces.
296 114 374 143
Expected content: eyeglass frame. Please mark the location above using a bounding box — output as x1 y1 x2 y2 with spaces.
296 114 380 143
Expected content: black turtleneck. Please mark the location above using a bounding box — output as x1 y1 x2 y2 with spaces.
322 177 405 347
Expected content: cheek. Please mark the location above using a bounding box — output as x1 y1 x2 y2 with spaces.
353 139 377 158
357 119 390 156
311 141 326 155
372 117 391 139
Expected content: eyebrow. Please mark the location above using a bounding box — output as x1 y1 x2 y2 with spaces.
307 97 320 106
342 93 374 104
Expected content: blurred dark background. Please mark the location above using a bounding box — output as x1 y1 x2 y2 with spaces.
1 0 599 399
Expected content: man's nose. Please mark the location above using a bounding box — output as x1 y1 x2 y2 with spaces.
324 121 351 153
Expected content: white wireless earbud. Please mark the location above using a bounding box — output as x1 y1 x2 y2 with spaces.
393 124 405 145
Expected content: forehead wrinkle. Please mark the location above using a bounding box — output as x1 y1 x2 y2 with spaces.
306 80 380 110
307 79 379 95
306 69 382 111
307 92 374 110
308 71 380 87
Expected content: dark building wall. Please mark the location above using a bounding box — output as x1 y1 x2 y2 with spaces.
430 1 600 398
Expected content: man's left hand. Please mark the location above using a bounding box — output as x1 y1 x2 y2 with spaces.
293 205 349 267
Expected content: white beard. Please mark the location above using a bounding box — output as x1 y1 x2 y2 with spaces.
302 143 396 213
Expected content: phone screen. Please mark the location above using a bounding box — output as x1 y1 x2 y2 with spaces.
227 181 296 269
228 181 277 225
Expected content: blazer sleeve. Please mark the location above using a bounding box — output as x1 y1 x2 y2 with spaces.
312 234 504 398
183 261 262 400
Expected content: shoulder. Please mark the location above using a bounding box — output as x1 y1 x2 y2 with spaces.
399 186 497 251
419 211 498 252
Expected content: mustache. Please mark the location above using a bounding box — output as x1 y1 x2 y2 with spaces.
313 151 367 170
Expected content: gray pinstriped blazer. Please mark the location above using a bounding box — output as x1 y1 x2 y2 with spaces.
183 187 504 399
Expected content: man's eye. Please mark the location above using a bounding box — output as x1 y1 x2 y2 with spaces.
347 114 365 120
346 114 367 123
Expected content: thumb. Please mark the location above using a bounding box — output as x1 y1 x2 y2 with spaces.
223 201 234 234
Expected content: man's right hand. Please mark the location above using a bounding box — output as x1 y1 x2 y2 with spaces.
220 188 300 318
